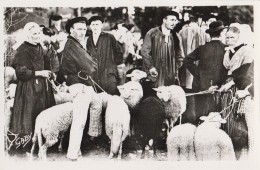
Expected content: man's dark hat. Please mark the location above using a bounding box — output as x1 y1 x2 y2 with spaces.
42 26 55 36
89 16 104 24
161 10 179 20
65 17 88 34
206 21 225 34
50 15 62 21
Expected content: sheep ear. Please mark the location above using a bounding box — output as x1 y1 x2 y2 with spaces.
152 88 159 92
200 116 207 121
117 85 124 91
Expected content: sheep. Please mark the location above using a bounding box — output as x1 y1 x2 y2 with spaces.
30 102 73 160
53 82 93 105
153 85 187 133
138 96 165 159
166 123 197 161
118 81 143 110
54 92 74 105
125 69 147 82
93 92 130 159
194 112 236 161
118 81 143 136
4 67 17 88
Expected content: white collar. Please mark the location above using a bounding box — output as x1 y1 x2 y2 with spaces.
211 37 221 41
161 25 171 36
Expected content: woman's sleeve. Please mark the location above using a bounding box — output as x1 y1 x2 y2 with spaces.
12 50 35 81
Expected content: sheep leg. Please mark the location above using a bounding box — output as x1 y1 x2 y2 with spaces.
109 143 114 159
40 144 48 161
141 136 147 159
152 138 159 159
37 128 43 159
58 132 64 152
30 132 37 158
117 141 123 160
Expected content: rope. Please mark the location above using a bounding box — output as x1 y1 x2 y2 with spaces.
77 71 105 93
185 90 214 96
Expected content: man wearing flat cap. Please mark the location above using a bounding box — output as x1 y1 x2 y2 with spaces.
61 17 97 86
184 21 228 123
87 15 124 95
141 10 184 87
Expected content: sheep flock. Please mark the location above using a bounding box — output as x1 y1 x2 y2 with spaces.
4 67 240 161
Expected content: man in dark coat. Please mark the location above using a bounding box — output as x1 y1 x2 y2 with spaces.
87 16 123 95
61 17 97 86
49 15 67 84
141 10 184 87
183 21 227 123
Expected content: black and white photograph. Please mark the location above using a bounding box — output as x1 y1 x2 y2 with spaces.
1 0 260 169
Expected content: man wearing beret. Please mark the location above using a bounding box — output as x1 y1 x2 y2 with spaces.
87 16 124 95
141 10 184 87
183 21 228 123
61 17 97 86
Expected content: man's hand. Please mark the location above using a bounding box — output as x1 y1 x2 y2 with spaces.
149 67 158 77
208 85 219 93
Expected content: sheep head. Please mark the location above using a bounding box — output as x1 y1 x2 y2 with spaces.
57 82 69 92
153 86 171 102
126 70 147 82
118 81 143 109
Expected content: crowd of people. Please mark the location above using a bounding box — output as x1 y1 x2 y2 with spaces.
5 9 254 160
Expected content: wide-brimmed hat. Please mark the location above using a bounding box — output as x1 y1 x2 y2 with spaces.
65 17 88 34
206 21 225 34
200 112 226 123
161 10 179 20
41 26 55 36
89 16 104 24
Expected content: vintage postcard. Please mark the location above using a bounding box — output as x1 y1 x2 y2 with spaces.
1 0 259 170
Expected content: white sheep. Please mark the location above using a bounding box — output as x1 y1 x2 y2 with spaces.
30 102 73 160
153 85 187 133
118 81 143 110
93 92 130 159
167 123 197 161
103 93 130 159
118 81 144 136
126 69 147 82
54 92 74 105
194 112 236 161
53 83 92 105
4 66 17 88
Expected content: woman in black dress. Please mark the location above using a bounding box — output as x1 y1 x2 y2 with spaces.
9 22 56 153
